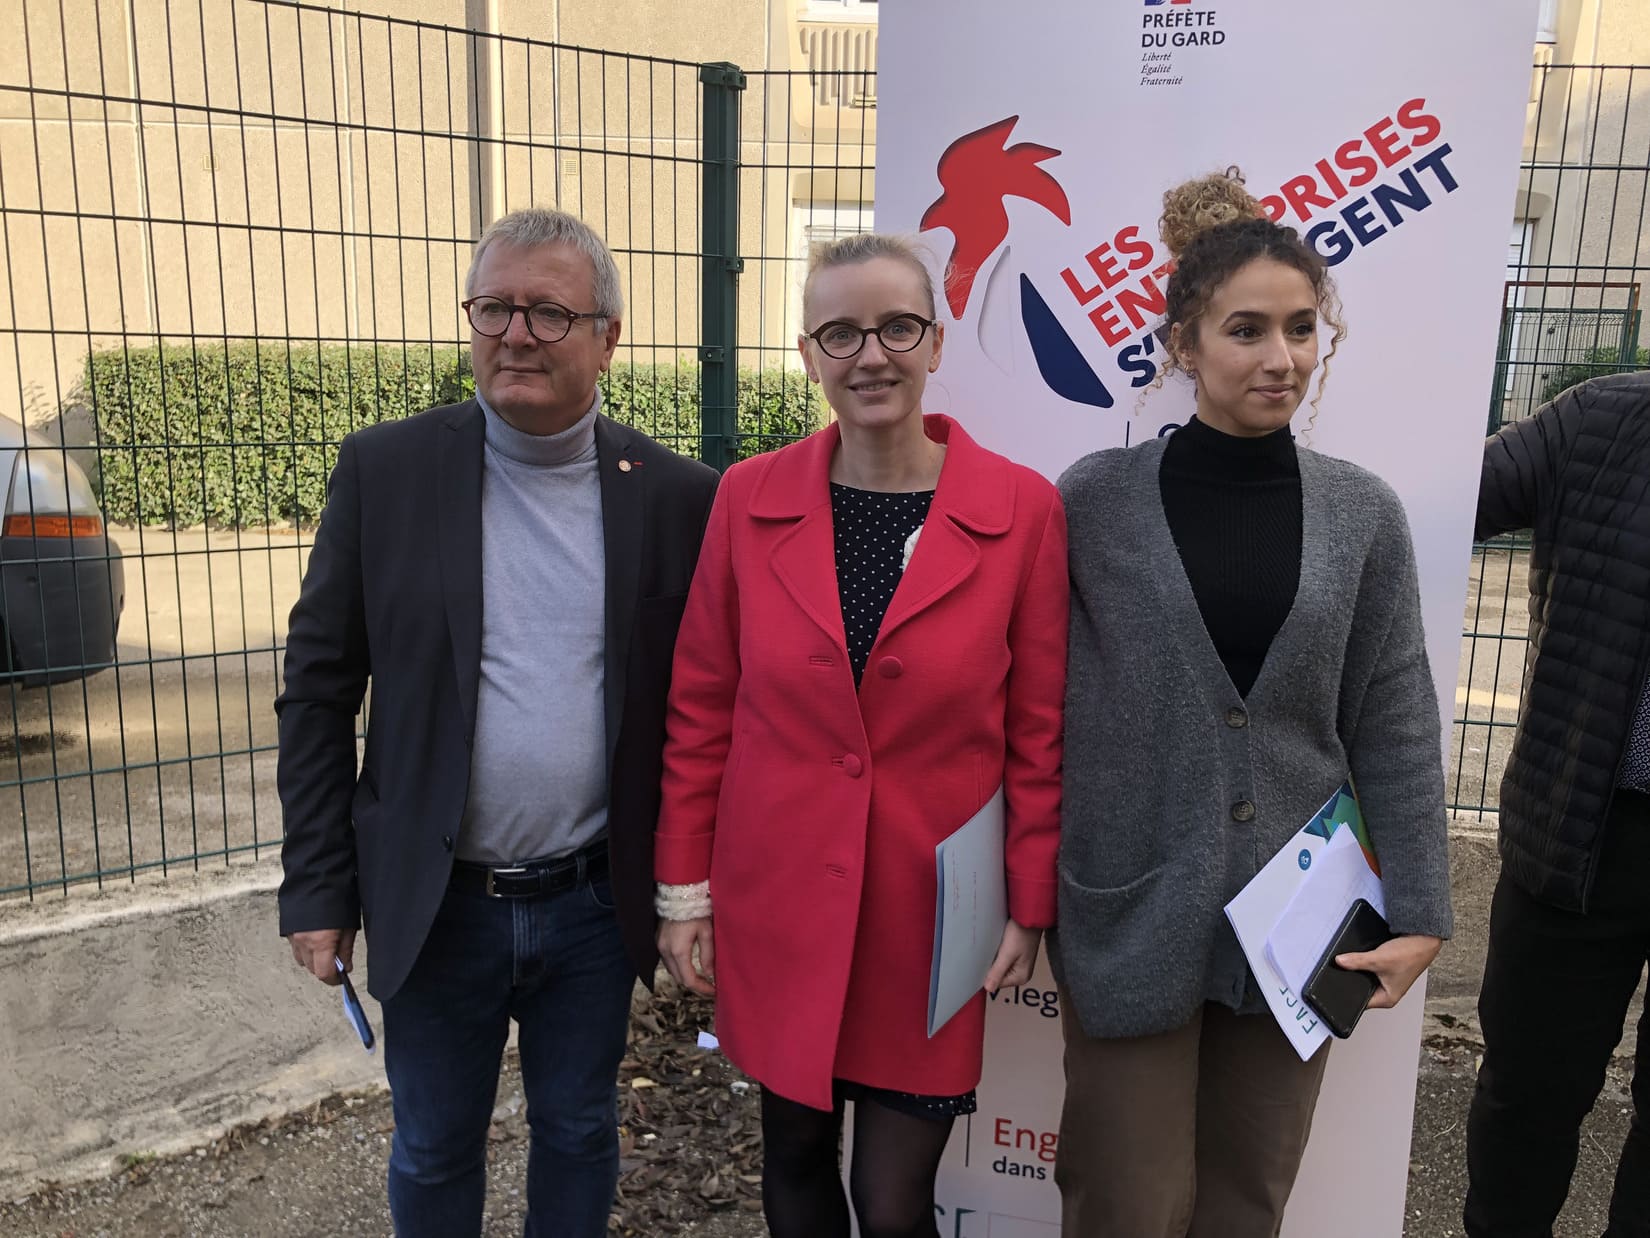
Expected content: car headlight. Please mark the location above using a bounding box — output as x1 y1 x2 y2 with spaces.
3 447 105 538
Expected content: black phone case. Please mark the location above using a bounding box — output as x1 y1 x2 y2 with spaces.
1301 898 1393 1039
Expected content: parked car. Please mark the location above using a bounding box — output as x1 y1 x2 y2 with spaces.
0 415 124 685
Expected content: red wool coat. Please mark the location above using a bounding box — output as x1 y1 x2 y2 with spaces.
656 414 1067 1110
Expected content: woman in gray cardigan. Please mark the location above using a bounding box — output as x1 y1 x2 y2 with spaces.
1050 171 1454 1237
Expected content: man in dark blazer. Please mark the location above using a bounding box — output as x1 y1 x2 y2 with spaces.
1466 370 1650 1238
277 207 718 1238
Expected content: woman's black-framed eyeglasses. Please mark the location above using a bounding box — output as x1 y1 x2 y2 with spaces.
804 314 937 360
463 296 607 343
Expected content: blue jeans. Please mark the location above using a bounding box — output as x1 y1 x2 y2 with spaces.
381 871 635 1238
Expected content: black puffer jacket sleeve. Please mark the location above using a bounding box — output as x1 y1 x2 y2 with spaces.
1476 387 1582 540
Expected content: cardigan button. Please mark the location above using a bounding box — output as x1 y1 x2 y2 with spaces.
1225 707 1248 729
1230 800 1256 823
842 753 864 778
877 656 904 679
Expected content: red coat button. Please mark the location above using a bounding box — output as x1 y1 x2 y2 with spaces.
842 753 863 778
877 656 904 679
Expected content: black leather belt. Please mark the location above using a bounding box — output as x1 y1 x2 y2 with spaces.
450 838 609 899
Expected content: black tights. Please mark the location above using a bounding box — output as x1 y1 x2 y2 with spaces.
760 1085 954 1238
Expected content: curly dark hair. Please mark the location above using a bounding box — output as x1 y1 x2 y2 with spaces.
1156 170 1346 431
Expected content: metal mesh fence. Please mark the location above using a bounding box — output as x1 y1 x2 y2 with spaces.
0 0 727 896
1 5 1645 895
1449 62 1650 816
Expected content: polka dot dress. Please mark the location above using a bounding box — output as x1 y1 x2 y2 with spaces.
830 482 936 685
827 481 978 1123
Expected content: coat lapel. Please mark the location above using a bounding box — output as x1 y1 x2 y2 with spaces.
750 415 1011 654
770 512 848 651
751 424 849 651
875 415 1009 646
436 401 485 743
595 414 644 770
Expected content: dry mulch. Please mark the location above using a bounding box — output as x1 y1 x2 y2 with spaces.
611 978 765 1233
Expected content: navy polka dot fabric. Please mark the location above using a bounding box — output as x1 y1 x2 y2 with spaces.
830 482 934 686
826 481 977 1122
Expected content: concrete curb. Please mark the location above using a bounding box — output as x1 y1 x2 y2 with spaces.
0 859 386 1199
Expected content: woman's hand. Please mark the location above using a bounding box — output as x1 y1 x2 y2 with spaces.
1335 933 1443 1010
657 916 716 997
983 919 1043 995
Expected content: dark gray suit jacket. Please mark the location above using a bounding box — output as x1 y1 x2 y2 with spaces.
276 399 719 1000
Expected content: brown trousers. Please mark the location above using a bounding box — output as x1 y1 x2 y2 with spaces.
1054 1001 1331 1238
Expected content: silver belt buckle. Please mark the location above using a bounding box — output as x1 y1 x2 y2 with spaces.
485 866 529 897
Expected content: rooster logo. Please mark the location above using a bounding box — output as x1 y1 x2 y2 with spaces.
920 117 1113 409
920 117 1071 318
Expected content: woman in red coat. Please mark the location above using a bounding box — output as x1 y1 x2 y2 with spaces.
655 234 1068 1238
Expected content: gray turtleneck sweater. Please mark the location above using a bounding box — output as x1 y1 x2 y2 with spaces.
456 393 607 865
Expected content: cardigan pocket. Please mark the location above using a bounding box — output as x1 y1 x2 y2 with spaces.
1055 862 1189 964
1053 860 1209 1038
1057 862 1164 916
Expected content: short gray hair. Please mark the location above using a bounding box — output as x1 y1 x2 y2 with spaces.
464 208 624 320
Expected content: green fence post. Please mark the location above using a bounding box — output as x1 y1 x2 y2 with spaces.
699 61 746 472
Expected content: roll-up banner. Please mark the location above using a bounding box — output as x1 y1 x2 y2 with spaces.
863 3 1539 1234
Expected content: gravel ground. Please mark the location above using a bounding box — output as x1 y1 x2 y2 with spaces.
0 835 1638 1237
1406 1036 1635 1238
0 1023 1632 1238
0 1074 761 1238
0 981 768 1238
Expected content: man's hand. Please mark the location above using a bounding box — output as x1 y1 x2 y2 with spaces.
289 928 357 985
984 920 1043 995
657 917 716 997
1336 932 1443 1010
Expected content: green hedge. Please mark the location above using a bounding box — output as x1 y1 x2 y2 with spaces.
86 342 825 527
1537 343 1650 406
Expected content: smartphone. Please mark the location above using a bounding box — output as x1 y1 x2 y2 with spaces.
335 957 376 1053
1300 898 1393 1039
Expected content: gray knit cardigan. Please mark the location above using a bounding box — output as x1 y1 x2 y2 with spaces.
1048 435 1454 1041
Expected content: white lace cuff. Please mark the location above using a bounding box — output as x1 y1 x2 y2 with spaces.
655 880 712 921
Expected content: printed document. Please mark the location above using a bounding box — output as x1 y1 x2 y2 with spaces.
1223 781 1373 1061
1265 824 1386 996
928 786 1008 1038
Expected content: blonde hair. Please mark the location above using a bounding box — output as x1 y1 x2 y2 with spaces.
1158 167 1269 258
802 233 938 323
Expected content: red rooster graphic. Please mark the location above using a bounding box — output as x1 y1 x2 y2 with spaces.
919 116 1072 319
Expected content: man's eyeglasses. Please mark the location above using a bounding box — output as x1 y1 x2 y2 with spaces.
463 296 608 343
804 314 937 360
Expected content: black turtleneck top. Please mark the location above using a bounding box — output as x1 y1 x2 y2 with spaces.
1158 416 1302 699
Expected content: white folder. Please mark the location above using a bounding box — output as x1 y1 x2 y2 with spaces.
927 785 1008 1038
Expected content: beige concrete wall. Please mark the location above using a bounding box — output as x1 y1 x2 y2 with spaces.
0 0 889 442
1551 0 1650 63
1518 2 1650 328
0 860 385 1197
1 0 828 437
